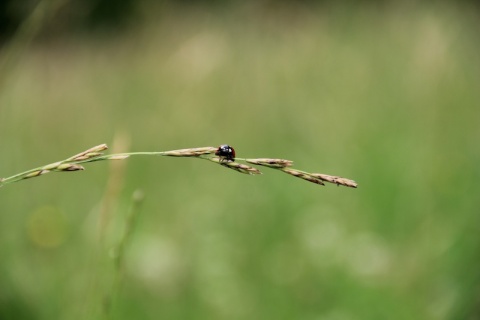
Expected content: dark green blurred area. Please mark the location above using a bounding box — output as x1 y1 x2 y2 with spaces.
1 1 480 320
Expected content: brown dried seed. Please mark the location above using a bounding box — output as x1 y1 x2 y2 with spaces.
281 168 325 186
209 158 262 175
25 170 49 178
245 158 293 168
163 147 218 157
310 173 358 188
56 164 85 172
67 144 108 161
72 152 105 161
221 162 262 175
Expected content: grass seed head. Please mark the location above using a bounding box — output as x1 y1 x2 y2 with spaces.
72 152 105 161
221 162 262 175
163 147 218 157
25 170 50 178
42 162 85 172
68 144 108 161
245 158 293 168
55 163 85 172
42 161 63 171
209 157 262 175
1 143 357 190
281 168 325 186
310 173 358 188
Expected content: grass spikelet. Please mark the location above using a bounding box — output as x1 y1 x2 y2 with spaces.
208 158 262 175
67 144 108 161
281 168 325 186
42 161 63 171
25 170 49 178
43 162 84 172
245 158 293 168
310 173 358 188
55 164 85 172
162 147 218 157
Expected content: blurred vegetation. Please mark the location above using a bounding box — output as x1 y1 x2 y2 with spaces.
1 1 480 320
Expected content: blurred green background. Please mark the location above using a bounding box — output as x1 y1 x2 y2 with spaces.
1 1 480 319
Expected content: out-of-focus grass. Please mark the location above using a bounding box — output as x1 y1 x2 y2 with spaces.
1 3 480 320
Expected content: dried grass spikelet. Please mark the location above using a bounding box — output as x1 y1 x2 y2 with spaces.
209 157 262 175
309 173 358 188
26 163 85 179
281 168 325 186
245 158 293 168
67 144 108 161
54 164 85 172
163 147 218 157
42 162 83 171
25 170 51 178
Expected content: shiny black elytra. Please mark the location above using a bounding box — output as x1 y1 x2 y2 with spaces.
215 145 236 162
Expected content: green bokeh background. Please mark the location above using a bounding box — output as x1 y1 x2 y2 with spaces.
1 2 479 319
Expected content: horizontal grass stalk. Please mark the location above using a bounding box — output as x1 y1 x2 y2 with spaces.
0 144 357 189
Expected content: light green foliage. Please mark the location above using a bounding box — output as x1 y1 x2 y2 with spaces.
0 3 479 320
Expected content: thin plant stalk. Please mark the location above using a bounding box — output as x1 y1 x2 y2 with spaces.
103 190 144 320
1 144 357 189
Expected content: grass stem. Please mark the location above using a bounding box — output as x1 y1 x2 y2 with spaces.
0 144 357 188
